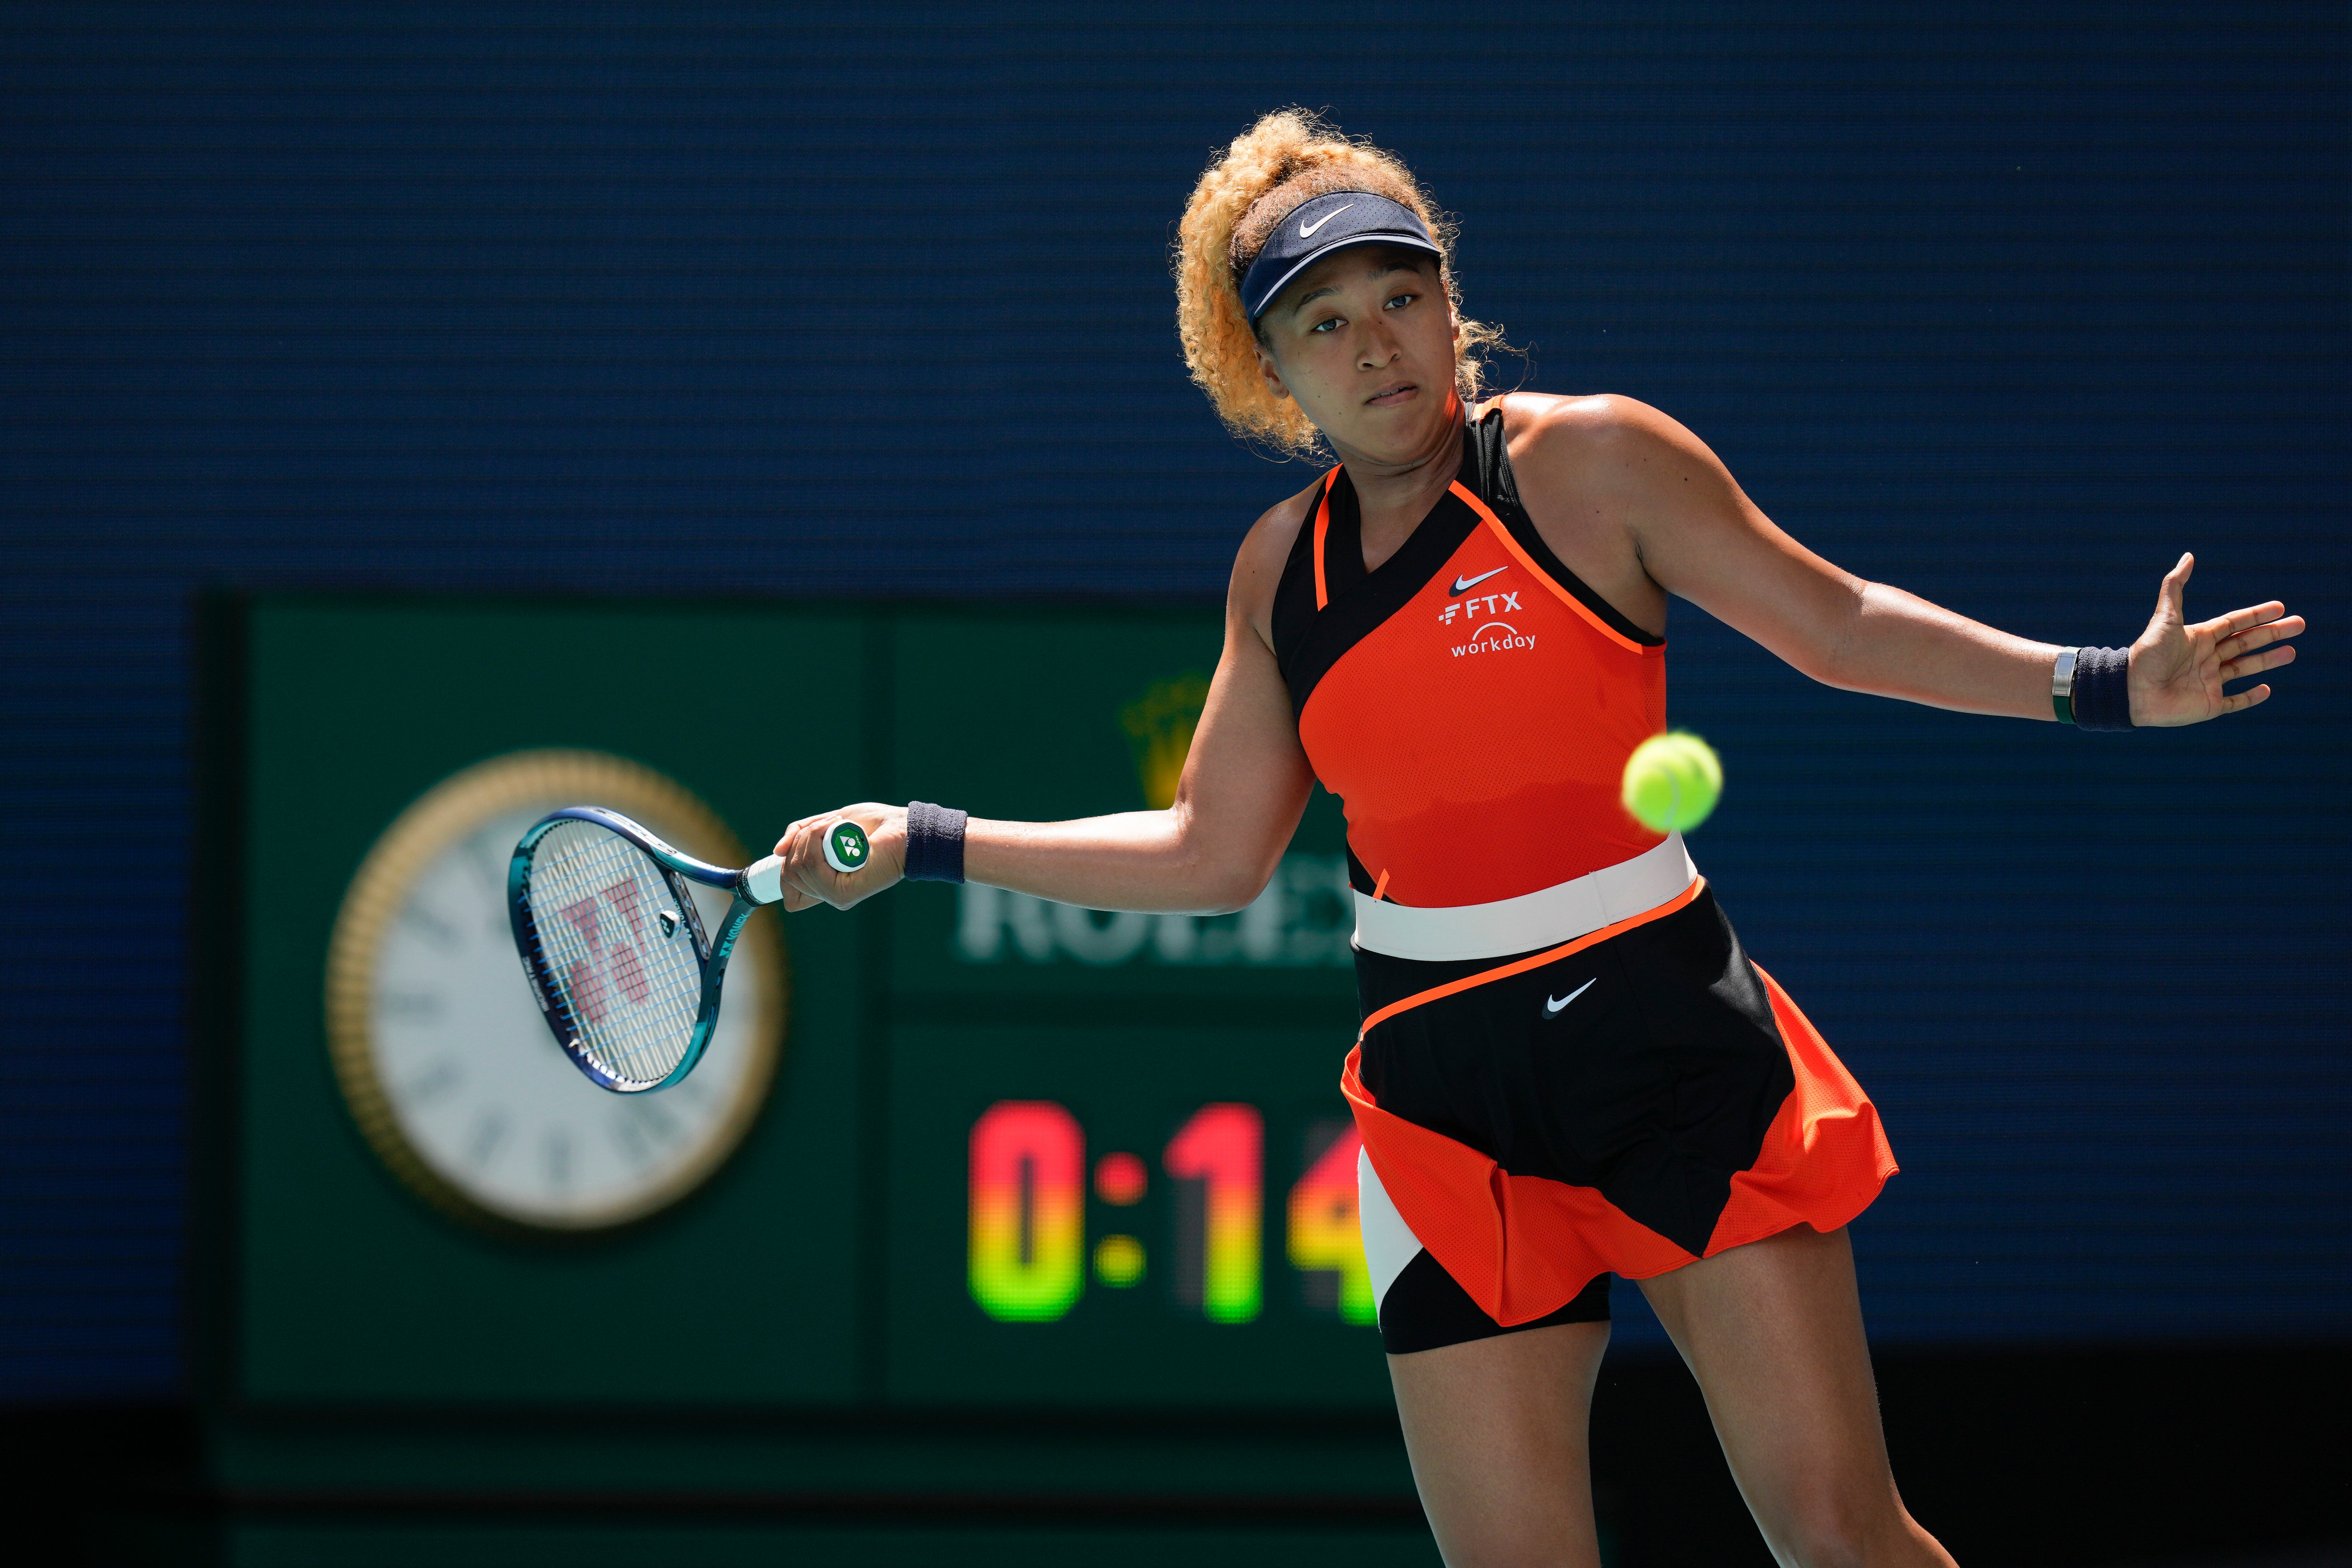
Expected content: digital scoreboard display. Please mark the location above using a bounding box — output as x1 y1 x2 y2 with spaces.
223 598 1390 1412
890 1027 1381 1405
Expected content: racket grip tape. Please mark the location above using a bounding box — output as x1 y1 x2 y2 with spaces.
741 855 786 905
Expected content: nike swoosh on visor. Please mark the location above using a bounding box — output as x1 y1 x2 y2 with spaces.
1298 203 1355 238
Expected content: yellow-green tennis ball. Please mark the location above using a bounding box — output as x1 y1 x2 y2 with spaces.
1621 731 1723 834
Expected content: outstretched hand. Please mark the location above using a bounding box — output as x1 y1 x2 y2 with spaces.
2127 554 2303 727
771 804 905 911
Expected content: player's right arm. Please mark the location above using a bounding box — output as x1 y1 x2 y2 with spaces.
770 485 1323 916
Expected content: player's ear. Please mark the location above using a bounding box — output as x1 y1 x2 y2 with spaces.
1253 338 1291 401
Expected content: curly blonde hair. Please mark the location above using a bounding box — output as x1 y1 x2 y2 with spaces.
1174 109 1506 458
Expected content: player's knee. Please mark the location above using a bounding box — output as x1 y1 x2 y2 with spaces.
1770 1482 1897 1568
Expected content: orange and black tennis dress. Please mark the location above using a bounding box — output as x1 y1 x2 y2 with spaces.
1273 405 1897 1352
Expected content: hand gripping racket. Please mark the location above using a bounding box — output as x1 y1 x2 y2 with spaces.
508 806 797 1093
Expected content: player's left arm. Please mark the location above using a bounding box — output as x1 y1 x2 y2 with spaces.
1553 396 2302 724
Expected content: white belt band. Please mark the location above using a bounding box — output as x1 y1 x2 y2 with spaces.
1351 832 1697 963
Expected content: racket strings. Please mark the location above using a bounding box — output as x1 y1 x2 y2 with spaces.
523 820 706 1086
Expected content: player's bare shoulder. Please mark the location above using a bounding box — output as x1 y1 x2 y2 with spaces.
1490 392 1679 635
1495 390 1740 522
1496 390 1687 486
1230 474 1324 651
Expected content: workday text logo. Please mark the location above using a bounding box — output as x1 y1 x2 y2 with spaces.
1439 589 1535 659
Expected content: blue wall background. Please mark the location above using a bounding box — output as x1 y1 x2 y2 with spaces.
2 2 2345 1399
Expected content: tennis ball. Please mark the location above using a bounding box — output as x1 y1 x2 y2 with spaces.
1620 731 1723 834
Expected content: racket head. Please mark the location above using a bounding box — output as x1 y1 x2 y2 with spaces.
509 807 735 1092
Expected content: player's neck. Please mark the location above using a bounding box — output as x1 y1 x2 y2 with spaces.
1337 400 1466 568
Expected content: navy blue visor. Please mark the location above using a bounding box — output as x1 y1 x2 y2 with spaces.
1239 191 1442 323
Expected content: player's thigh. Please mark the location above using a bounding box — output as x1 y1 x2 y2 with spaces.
1386 1319 1611 1568
1636 1226 1951 1566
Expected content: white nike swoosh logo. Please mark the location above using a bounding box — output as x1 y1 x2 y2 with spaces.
1450 566 1508 595
1298 203 1355 239
1543 978 1595 1017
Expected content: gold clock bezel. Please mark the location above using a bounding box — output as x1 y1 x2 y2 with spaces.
323 748 787 1233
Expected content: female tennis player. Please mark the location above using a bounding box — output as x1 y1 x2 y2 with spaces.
772 110 2301 1568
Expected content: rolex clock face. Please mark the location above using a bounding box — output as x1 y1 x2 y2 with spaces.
324 749 784 1231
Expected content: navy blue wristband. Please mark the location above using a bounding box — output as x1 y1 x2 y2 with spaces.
2073 646 2134 731
902 801 968 883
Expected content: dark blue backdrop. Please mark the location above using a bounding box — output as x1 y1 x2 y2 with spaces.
3 3 2345 1399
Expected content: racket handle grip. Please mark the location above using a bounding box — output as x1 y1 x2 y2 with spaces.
741 855 786 905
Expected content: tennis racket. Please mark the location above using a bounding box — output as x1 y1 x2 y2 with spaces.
507 806 870 1093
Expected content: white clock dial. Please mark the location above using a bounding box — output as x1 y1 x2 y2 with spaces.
327 752 782 1231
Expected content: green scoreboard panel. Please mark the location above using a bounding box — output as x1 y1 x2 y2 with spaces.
195 596 1420 1561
